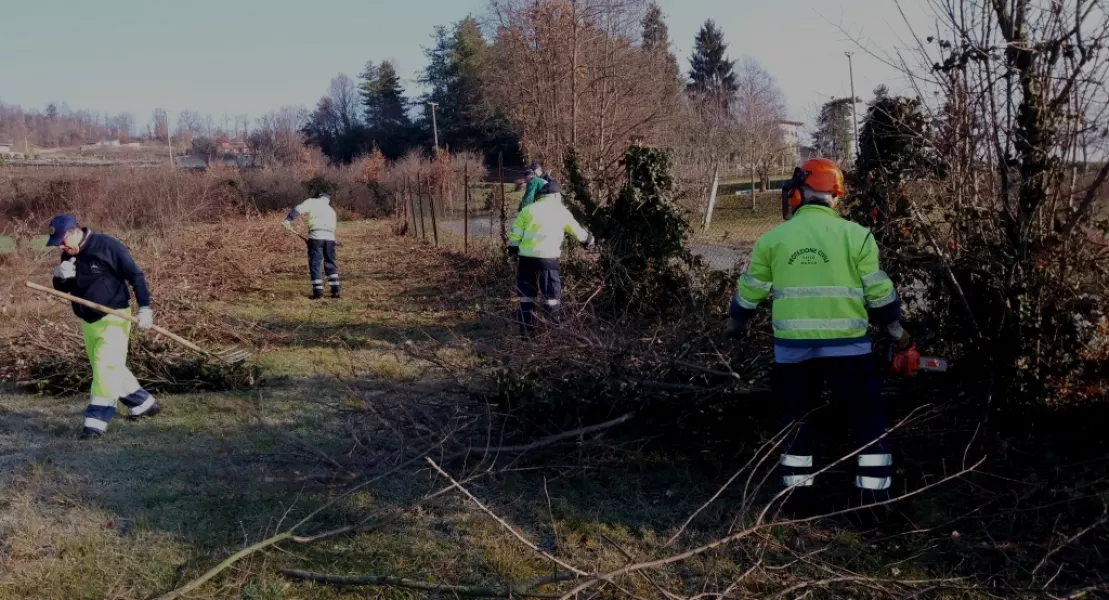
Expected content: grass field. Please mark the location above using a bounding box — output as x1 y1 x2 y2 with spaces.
0 220 755 600
2 218 1104 599
0 234 48 253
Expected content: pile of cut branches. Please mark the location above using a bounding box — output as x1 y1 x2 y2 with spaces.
0 215 294 394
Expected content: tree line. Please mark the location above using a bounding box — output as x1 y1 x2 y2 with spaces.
298 0 804 181
4 0 849 180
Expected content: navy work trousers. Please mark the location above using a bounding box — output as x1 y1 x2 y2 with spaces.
307 240 340 295
516 256 563 337
772 353 893 501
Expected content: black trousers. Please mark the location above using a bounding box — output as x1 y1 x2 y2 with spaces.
307 240 339 294
516 257 563 337
772 353 892 500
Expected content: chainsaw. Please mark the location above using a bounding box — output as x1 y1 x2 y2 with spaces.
876 340 949 377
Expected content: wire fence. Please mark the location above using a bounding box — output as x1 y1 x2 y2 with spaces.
397 165 783 277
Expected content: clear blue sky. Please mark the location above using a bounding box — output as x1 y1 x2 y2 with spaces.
0 0 931 130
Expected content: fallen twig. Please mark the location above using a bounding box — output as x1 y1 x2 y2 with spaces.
279 569 578 598
427 457 588 576
556 457 985 600
153 415 632 600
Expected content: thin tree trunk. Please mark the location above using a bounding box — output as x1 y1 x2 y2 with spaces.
704 162 720 232
464 164 470 253
571 0 579 151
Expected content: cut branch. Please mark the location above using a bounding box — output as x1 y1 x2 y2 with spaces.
280 569 579 598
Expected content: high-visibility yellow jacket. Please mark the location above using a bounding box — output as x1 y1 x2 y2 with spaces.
508 194 591 260
730 204 900 347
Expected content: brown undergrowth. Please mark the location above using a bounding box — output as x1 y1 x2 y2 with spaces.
0 215 300 393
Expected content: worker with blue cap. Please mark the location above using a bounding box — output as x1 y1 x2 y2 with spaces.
46 214 161 439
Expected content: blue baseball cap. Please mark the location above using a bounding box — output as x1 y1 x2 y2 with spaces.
46 215 78 247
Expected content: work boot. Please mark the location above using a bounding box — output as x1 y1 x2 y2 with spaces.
79 428 103 440
310 291 324 300
128 400 161 421
330 289 341 299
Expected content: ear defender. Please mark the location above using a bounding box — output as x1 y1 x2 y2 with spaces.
781 167 807 220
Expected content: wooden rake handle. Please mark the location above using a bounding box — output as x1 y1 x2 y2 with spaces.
25 281 212 358
286 227 342 247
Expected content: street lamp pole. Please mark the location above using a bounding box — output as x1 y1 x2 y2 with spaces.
845 52 860 163
427 102 439 153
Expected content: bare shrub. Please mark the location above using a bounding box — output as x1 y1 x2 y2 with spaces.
849 0 1109 407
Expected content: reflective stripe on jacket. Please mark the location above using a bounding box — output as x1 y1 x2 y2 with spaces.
732 204 899 347
508 194 590 259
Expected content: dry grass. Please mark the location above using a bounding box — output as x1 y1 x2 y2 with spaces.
1 212 1106 600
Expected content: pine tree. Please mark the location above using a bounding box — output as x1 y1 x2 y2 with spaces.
352 61 414 158
812 99 853 164
418 16 516 161
641 3 682 92
360 60 411 131
687 20 737 109
420 27 455 129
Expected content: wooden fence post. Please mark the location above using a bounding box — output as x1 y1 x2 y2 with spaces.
415 173 427 242
427 174 440 247
463 163 470 253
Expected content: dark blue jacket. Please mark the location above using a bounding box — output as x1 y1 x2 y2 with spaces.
52 229 151 323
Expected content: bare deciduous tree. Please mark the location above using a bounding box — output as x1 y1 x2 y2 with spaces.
732 57 789 199
329 74 362 131
485 0 681 182
250 106 308 167
176 110 204 145
151 108 169 142
857 0 1109 400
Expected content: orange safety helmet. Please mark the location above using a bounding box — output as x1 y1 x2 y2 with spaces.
781 158 846 219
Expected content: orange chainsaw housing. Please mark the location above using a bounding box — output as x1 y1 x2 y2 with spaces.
890 344 922 377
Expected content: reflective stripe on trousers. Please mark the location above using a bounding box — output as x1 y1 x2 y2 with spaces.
80 313 156 432
773 355 891 495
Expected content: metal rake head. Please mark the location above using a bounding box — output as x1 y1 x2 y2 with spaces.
211 347 253 364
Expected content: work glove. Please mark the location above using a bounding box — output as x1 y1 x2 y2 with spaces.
136 307 154 330
282 220 294 232
53 258 76 280
722 317 747 340
887 322 914 350
507 246 520 260
583 234 596 250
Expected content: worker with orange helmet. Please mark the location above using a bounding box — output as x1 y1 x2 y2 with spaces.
724 158 912 520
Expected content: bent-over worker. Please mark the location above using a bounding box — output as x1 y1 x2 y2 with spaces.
47 214 161 439
283 192 340 299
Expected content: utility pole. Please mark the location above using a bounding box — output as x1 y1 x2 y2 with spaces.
845 52 860 163
427 101 439 154
168 112 174 169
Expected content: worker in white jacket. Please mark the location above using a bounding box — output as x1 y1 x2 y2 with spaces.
283 192 340 299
